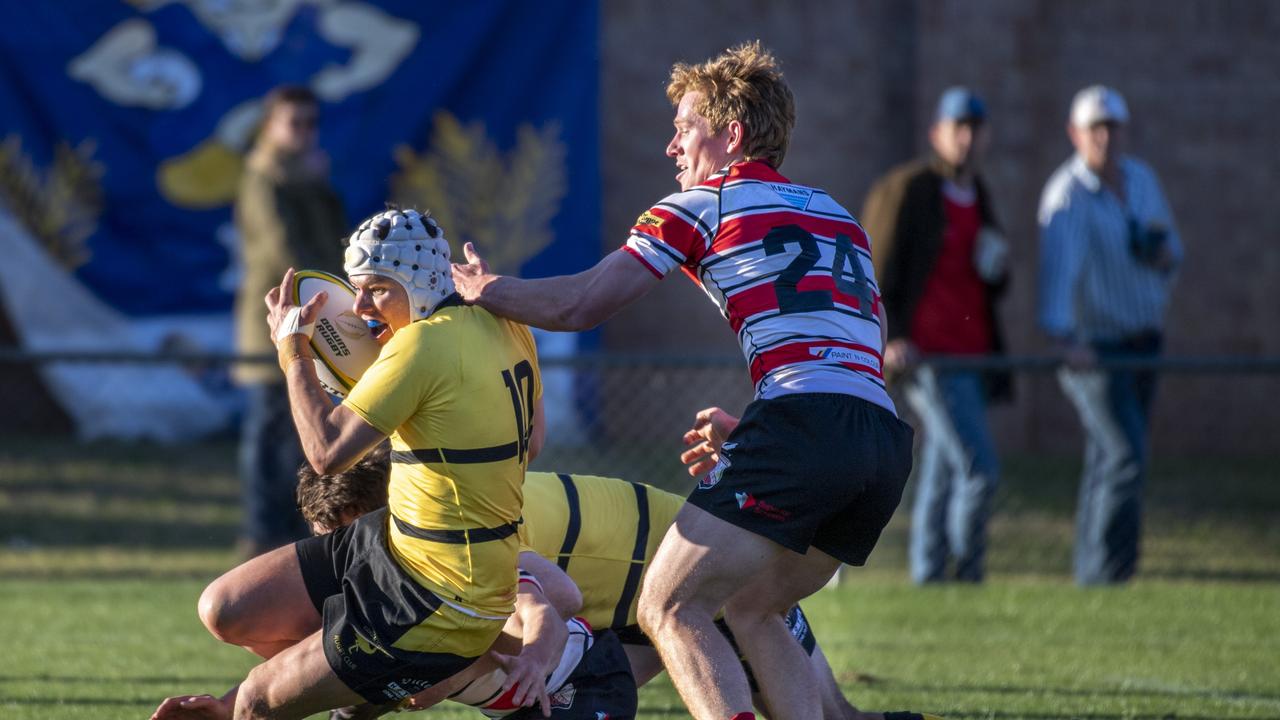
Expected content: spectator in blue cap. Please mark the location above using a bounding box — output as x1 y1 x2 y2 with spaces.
861 86 1012 583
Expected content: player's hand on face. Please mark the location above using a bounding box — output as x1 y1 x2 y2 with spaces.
492 650 552 717
680 407 740 477
264 268 327 344
451 242 495 304
150 694 230 720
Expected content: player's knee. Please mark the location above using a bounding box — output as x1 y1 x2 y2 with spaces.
637 580 716 640
234 671 275 719
636 580 679 638
722 593 785 634
197 581 239 643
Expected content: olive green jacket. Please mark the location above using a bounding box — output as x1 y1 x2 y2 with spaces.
232 150 346 385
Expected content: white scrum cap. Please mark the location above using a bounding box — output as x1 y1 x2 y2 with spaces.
343 207 454 321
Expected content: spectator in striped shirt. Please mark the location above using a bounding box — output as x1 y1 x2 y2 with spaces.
454 41 925 720
861 87 1012 585
1038 85 1182 586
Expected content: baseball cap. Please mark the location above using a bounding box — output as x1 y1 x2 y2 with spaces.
935 86 987 123
1070 85 1129 127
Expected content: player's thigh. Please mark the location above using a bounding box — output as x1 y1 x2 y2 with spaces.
727 545 842 617
641 503 794 615
199 541 321 640
237 630 364 719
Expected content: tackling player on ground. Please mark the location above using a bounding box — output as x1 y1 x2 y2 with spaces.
452 42 924 720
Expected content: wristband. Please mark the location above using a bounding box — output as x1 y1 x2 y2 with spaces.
274 306 315 344
277 341 310 372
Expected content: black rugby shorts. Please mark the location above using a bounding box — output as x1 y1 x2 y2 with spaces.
686 392 913 565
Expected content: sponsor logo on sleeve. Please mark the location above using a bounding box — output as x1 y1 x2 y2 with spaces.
635 210 664 227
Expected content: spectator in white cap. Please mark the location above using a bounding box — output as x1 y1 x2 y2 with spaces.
1037 84 1182 585
862 86 1013 584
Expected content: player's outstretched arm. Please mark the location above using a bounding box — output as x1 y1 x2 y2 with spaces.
452 245 660 332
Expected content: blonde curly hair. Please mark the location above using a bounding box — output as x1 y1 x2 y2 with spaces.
666 40 796 168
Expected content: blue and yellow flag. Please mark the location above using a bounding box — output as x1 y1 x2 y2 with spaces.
0 0 599 315
0 1 598 440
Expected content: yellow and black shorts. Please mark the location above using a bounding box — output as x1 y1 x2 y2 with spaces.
296 508 505 705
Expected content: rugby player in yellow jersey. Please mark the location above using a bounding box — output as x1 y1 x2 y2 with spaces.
296 461 933 720
154 208 545 720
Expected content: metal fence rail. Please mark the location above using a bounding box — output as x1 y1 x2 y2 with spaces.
5 349 1280 372
2 349 1278 491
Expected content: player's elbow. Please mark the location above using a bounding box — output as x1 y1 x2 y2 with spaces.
551 581 584 620
305 448 347 477
553 299 606 332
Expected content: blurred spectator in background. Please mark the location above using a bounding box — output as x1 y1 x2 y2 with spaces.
863 86 1012 584
232 85 346 558
1038 85 1181 586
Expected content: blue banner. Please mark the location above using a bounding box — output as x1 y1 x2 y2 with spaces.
0 0 599 316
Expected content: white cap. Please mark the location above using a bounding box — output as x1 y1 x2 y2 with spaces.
344 208 454 322
1070 85 1129 128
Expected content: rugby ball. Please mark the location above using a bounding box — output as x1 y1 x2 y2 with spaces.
289 270 380 398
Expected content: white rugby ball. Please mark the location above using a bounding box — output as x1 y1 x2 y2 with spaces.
289 270 380 398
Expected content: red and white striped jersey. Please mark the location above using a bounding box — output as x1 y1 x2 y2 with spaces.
624 161 894 413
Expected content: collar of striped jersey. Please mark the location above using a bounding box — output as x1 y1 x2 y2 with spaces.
709 159 790 186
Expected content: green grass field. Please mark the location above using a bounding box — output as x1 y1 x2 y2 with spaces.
1 438 1278 719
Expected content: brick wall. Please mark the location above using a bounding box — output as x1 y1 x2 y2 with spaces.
596 0 1280 454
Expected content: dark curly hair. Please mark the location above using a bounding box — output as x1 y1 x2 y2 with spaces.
295 445 390 534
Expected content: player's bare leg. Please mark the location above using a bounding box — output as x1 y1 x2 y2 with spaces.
198 543 322 659
810 645 865 720
639 503 825 720
621 644 666 687
721 544 841 719
232 630 366 720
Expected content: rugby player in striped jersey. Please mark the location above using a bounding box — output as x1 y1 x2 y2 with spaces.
453 42 923 720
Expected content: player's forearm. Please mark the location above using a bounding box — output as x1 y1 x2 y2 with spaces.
280 340 350 474
515 598 569 672
473 274 601 332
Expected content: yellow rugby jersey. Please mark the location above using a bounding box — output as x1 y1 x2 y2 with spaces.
344 302 541 618
519 472 684 629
